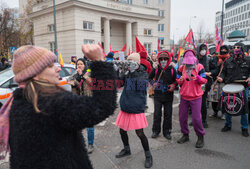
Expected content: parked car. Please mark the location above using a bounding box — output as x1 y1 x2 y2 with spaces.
0 63 76 108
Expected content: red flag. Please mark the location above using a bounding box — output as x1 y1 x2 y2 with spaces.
185 29 196 48
135 36 146 53
206 42 210 55
157 39 161 52
215 26 223 53
98 42 106 57
110 44 119 53
121 43 127 52
170 43 175 58
128 46 131 55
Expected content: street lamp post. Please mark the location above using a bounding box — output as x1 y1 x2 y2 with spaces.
53 0 58 60
221 0 225 41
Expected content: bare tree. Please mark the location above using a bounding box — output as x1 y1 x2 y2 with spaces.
19 0 34 45
0 5 19 58
196 21 205 43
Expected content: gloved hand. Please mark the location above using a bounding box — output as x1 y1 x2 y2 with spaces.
167 84 176 92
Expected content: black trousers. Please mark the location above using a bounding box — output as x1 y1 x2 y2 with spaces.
201 91 208 123
152 98 173 136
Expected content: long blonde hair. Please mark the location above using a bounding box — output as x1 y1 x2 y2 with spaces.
23 79 63 113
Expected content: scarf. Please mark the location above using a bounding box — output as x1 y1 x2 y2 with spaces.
0 83 25 160
217 54 229 65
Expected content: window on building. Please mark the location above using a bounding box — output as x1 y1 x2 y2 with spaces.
239 15 242 21
49 42 55 53
158 0 164 4
241 6 243 13
158 10 164 17
238 7 240 13
247 4 250 10
249 11 250 18
84 39 95 44
144 29 152 36
144 43 152 55
160 38 164 45
244 5 246 11
48 24 54 32
83 21 93 30
119 0 132 4
245 13 247 20
158 24 164 32
242 14 244 20
143 0 148 4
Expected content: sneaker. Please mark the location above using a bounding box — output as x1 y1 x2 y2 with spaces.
221 125 231 132
151 132 159 138
220 115 226 120
209 113 218 118
87 144 94 154
242 129 249 137
195 136 204 148
177 134 189 144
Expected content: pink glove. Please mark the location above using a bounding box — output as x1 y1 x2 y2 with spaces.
196 75 201 83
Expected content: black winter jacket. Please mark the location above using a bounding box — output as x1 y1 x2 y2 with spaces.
120 65 148 114
148 65 177 102
9 62 117 169
220 56 250 87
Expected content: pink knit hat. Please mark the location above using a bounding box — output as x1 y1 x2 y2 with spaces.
182 49 198 65
12 45 57 83
127 53 140 65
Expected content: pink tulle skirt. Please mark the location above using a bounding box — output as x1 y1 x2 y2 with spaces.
115 111 148 131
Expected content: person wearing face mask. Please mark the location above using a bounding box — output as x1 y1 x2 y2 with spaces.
196 44 213 128
148 51 177 140
115 53 153 168
148 52 158 97
176 50 207 148
209 45 230 119
217 42 250 137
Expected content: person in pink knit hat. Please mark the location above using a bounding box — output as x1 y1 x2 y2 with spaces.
176 49 207 148
0 45 117 169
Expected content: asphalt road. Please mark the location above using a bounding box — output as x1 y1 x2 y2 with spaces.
1 91 250 169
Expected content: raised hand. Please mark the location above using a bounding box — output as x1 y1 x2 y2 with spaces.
81 44 104 61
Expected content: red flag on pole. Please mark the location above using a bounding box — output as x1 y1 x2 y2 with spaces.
98 42 106 57
121 43 127 52
170 43 175 58
206 42 210 55
135 36 146 53
110 44 119 53
185 29 196 48
128 46 131 55
157 39 161 52
215 26 223 53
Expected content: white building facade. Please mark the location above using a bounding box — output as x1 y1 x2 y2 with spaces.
20 0 171 63
215 0 250 41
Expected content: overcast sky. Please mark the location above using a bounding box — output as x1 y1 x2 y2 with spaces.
2 0 229 42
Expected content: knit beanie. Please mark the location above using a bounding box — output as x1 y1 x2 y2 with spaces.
182 49 198 65
12 45 57 83
127 53 140 65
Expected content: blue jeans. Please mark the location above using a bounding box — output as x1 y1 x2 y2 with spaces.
225 88 249 129
87 127 95 145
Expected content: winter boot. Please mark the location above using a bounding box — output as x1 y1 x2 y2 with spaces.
242 128 249 137
195 135 204 148
115 145 131 158
177 134 189 144
221 125 231 132
144 151 153 168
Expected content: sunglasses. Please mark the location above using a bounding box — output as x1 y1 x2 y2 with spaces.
159 57 168 61
234 46 241 49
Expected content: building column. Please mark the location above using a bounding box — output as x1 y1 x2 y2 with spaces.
126 22 132 55
104 18 110 54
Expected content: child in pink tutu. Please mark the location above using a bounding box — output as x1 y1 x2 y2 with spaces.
115 53 153 168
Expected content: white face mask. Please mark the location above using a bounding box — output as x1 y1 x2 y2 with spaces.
160 61 167 68
128 60 139 72
200 50 206 56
